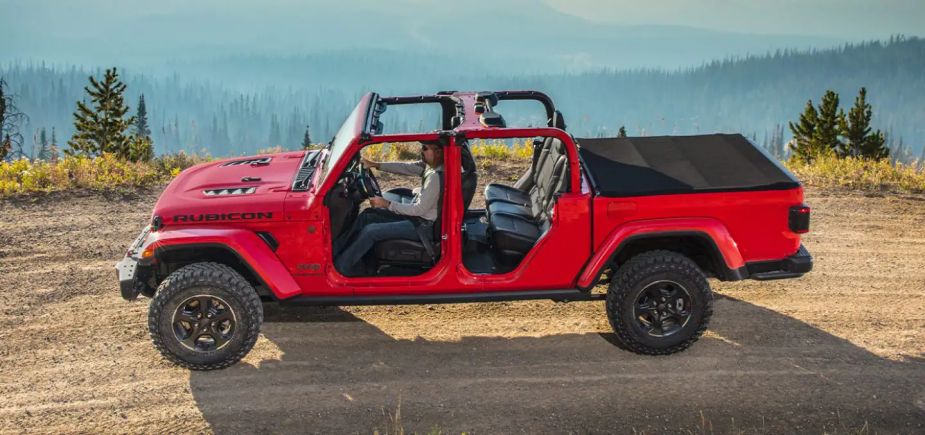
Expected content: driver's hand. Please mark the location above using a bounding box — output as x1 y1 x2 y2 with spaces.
369 196 390 209
361 157 379 169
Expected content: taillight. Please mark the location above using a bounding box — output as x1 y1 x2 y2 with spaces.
789 205 811 233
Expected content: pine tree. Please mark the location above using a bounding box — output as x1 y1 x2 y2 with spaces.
301 124 312 149
67 68 137 158
812 90 843 155
287 109 301 148
210 115 219 146
1 135 10 161
49 127 58 162
268 114 281 146
840 87 889 160
788 99 820 161
774 123 786 160
127 135 154 162
1 78 27 161
617 125 627 137
219 112 230 147
134 94 151 138
0 83 7 161
840 87 871 157
36 127 53 160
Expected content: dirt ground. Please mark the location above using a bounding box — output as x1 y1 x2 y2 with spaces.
1 171 924 433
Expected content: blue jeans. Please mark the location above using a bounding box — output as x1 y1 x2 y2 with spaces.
334 208 421 276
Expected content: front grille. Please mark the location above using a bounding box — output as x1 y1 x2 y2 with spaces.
221 157 271 167
204 187 257 196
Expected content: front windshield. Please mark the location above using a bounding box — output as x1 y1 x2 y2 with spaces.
321 102 364 180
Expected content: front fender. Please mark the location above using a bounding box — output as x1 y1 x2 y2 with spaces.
144 227 302 299
577 217 745 289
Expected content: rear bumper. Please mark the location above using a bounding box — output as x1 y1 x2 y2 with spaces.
746 244 813 281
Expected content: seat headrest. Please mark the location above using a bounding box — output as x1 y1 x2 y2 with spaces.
553 138 565 154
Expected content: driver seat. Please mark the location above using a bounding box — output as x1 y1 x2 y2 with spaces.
371 170 445 269
371 143 477 271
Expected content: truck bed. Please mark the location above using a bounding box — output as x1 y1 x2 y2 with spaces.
577 134 800 197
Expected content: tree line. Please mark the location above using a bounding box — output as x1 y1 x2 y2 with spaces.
0 69 905 168
1 68 315 162
1 36 923 163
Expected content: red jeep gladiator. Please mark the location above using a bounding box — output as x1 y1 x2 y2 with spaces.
117 91 812 370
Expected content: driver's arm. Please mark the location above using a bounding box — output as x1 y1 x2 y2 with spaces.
376 160 426 177
387 170 439 218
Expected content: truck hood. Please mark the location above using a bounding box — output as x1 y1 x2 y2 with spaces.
153 151 307 226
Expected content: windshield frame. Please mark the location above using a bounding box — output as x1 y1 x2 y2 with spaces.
318 93 376 185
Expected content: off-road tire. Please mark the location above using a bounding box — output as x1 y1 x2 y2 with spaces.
148 262 263 370
606 250 713 355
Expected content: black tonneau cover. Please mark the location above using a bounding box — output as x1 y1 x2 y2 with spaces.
577 134 800 197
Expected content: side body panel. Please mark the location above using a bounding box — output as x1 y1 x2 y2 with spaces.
458 193 592 290
577 187 805 288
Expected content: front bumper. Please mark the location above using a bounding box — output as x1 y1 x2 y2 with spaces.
116 226 152 301
747 244 813 281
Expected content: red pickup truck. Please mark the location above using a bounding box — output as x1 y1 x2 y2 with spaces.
117 90 812 370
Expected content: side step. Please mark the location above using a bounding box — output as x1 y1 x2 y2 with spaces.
279 289 604 306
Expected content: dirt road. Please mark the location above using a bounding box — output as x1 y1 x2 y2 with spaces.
1 187 924 433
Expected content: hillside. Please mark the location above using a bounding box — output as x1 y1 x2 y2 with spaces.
2 37 923 158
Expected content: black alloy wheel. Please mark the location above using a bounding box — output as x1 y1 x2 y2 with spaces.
172 295 237 352
148 262 263 370
633 280 693 338
606 250 713 355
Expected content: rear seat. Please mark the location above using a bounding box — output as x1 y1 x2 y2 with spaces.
487 139 567 220
487 138 570 260
483 137 554 206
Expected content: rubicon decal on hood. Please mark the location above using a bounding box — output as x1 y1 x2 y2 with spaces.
173 212 273 222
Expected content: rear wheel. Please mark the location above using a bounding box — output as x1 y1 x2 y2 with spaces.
606 250 713 355
148 262 263 370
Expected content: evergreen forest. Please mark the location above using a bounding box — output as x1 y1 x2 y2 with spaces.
1 36 923 160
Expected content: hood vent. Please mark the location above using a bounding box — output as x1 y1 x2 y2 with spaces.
204 187 257 196
221 157 271 167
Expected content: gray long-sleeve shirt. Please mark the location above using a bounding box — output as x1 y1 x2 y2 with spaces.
378 161 443 221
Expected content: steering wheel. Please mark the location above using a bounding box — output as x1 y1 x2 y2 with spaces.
357 164 382 199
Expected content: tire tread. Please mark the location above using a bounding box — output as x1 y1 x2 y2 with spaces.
148 262 263 370
605 250 713 355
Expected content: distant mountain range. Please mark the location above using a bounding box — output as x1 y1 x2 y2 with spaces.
2 0 846 72
2 37 923 159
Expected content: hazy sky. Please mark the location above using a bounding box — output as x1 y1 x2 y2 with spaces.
547 0 924 38
3 0 919 37
1 0 921 69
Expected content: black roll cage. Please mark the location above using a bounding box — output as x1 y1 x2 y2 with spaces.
364 90 561 138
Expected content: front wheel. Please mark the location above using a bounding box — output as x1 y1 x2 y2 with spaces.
148 262 263 370
606 250 713 355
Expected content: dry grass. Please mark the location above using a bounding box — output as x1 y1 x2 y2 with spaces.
3 143 924 197
785 153 925 194
0 152 210 196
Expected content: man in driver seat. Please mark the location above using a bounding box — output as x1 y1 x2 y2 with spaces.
333 141 444 276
